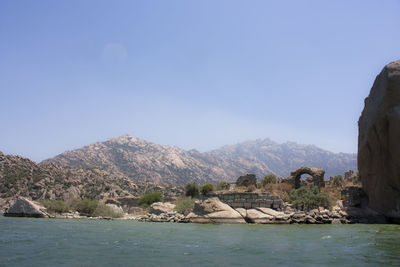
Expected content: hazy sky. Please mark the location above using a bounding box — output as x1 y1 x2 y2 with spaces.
1 0 399 162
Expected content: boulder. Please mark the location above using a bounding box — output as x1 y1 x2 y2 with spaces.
341 186 368 208
236 174 257 187
186 197 246 224
148 202 175 215
358 60 400 222
4 197 50 218
105 203 124 214
256 207 283 217
245 209 274 223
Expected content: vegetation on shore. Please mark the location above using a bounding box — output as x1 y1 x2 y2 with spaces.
174 197 195 215
138 192 162 208
289 186 331 210
39 198 124 218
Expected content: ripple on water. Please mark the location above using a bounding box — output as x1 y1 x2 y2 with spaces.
0 218 400 266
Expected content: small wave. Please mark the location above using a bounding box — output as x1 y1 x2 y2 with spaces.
322 235 332 240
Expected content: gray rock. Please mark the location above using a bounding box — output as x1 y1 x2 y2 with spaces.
358 60 400 222
186 197 246 224
236 174 257 187
245 209 274 223
4 197 50 218
148 202 175 215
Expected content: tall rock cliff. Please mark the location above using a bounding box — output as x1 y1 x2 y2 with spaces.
358 60 400 222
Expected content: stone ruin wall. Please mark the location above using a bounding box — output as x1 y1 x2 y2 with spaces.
209 192 283 210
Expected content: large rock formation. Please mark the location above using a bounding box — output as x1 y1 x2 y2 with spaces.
4 197 50 218
358 60 400 222
186 197 246 224
148 202 176 215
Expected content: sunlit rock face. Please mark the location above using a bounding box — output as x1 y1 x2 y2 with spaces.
358 60 400 222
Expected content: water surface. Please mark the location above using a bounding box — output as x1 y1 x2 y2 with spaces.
0 216 399 266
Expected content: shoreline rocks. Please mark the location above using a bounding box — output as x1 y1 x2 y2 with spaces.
3 197 50 218
137 197 386 224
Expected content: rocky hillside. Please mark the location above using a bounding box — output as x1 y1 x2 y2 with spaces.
42 135 357 185
0 151 182 204
207 139 357 179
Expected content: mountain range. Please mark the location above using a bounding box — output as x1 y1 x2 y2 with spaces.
42 135 357 185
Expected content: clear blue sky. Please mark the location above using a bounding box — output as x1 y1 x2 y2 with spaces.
0 0 399 162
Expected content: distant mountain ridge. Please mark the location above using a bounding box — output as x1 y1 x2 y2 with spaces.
42 135 357 185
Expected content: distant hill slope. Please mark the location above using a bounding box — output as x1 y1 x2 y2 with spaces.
0 151 180 203
206 139 357 179
42 135 357 185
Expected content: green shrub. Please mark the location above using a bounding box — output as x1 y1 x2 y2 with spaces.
40 199 70 214
71 198 98 215
216 182 230 191
332 175 343 187
200 183 214 195
185 183 200 198
261 174 277 187
92 203 123 218
138 192 162 208
289 186 331 210
174 198 195 215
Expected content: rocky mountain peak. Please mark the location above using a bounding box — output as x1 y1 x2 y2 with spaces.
42 136 357 185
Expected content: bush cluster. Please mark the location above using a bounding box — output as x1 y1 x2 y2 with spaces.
216 182 230 191
40 199 123 218
174 198 195 215
200 183 214 195
138 192 162 208
40 199 70 213
185 183 200 198
72 198 98 215
289 186 331 210
261 174 277 187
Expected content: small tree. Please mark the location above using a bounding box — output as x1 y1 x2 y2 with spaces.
201 183 214 195
261 174 277 187
174 198 195 215
216 181 230 191
138 192 162 208
185 183 200 198
289 186 331 210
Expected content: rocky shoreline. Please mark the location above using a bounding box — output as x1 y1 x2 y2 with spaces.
3 196 387 224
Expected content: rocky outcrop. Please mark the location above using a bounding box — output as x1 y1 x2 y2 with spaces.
0 152 184 204
148 202 175 215
186 197 246 224
236 174 257 187
4 197 50 218
358 60 400 223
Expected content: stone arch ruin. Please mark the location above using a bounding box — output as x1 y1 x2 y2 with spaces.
289 167 325 189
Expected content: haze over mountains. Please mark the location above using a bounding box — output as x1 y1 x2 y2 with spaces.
42 135 357 185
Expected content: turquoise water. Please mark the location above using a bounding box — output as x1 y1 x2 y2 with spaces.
0 216 399 266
